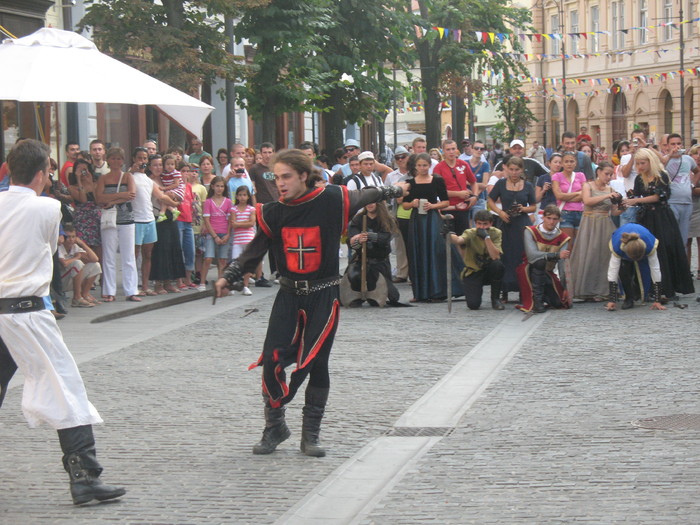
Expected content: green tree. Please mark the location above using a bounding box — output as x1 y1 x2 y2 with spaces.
313 0 414 152
79 0 261 94
489 76 537 144
409 0 531 148
234 0 335 143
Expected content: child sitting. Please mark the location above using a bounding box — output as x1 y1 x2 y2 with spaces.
157 154 184 222
58 225 102 307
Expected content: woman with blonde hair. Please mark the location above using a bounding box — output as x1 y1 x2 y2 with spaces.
429 148 443 162
623 147 694 300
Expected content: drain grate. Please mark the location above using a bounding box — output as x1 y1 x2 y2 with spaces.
384 426 454 437
631 414 700 431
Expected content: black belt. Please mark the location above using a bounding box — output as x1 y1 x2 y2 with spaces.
0 296 45 314
279 276 341 295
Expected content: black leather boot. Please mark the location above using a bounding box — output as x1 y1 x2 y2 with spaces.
300 386 329 457
57 425 125 505
531 269 547 313
490 280 505 310
252 393 291 455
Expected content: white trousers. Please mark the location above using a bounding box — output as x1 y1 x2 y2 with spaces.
0 310 102 429
101 223 138 297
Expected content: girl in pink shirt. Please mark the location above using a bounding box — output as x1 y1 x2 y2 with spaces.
230 185 256 295
200 176 232 290
552 151 587 250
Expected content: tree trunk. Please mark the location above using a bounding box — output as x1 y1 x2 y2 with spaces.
454 98 466 144
262 106 277 144
417 41 440 148
322 87 347 153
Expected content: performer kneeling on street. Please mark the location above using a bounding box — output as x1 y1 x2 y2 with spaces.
517 204 571 313
606 223 665 311
0 139 125 505
214 149 407 457
449 209 505 310
343 201 400 307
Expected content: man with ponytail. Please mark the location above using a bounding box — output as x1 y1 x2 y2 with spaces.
606 223 665 311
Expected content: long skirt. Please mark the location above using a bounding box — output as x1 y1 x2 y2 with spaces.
406 209 463 301
637 204 694 297
498 213 532 293
150 214 186 281
570 212 616 298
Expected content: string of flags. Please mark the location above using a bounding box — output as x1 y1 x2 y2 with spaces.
479 67 700 86
419 16 700 44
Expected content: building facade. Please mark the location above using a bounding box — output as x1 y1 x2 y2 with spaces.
522 0 699 150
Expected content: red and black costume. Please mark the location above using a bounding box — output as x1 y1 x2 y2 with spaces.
223 183 402 456
516 224 570 313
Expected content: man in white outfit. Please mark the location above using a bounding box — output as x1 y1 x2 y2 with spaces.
0 139 125 505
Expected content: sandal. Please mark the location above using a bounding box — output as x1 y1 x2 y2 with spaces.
126 295 142 302
135 290 148 296
154 288 168 295
143 289 158 296
102 295 115 302
164 286 181 293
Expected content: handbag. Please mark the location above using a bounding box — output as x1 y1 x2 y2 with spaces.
100 172 125 230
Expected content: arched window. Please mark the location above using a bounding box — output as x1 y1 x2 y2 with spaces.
663 91 673 134
549 101 560 150
611 86 627 141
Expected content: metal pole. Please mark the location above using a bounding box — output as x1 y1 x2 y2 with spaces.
225 17 236 148
392 69 398 148
560 2 567 134
679 7 685 139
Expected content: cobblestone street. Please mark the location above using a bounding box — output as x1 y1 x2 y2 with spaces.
1 279 699 524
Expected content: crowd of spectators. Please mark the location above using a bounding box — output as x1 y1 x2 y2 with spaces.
1 125 697 318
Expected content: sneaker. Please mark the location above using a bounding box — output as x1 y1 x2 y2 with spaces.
255 277 272 288
197 284 206 291
229 290 236 296
156 213 168 223
192 271 201 285
242 287 252 296
171 209 181 221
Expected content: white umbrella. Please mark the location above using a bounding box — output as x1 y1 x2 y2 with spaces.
0 27 213 136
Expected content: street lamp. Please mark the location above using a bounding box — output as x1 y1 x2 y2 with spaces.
549 0 567 134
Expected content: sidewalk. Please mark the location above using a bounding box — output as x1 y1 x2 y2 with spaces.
1 276 699 523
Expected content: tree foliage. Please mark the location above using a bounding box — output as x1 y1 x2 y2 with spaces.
233 0 335 141
78 0 264 95
313 0 415 151
408 0 531 147
489 76 537 144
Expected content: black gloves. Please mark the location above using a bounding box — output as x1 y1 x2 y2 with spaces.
475 228 490 239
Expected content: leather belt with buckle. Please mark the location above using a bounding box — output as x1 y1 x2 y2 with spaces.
0 296 45 314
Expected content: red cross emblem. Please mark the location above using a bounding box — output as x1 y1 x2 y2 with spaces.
282 226 321 274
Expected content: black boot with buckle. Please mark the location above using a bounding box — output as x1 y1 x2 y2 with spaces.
252 393 291 455
57 425 126 505
300 386 329 457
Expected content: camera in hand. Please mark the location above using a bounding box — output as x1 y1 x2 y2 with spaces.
609 192 624 206
507 203 521 217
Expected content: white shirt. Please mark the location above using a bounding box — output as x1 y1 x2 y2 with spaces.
132 171 156 222
346 172 384 191
619 153 638 193
0 186 60 298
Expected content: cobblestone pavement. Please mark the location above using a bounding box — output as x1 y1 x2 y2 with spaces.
1 275 699 524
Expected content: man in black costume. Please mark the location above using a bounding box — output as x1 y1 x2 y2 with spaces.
215 149 406 457
344 201 400 307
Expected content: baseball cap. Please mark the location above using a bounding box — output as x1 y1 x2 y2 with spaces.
510 139 525 148
344 139 360 149
394 146 409 156
358 151 375 162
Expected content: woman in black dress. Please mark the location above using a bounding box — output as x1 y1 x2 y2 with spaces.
147 154 186 292
626 148 694 299
487 156 536 299
400 153 463 302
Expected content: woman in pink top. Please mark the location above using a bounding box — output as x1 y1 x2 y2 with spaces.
230 185 257 295
552 151 586 250
200 176 233 290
